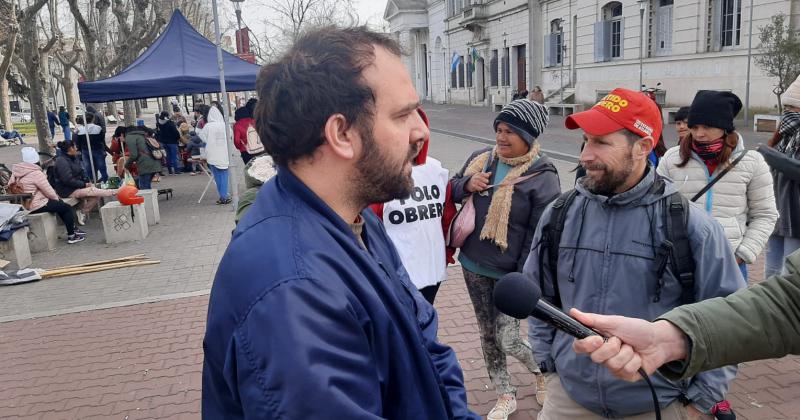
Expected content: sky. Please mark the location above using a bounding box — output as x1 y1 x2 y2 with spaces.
234 0 390 32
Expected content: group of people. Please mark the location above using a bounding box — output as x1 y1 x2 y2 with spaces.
8 143 117 245
201 26 799 420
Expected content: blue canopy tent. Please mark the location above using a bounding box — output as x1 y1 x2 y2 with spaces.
77 10 260 102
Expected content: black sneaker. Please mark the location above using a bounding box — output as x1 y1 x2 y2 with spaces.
67 234 85 244
711 400 736 420
74 228 87 237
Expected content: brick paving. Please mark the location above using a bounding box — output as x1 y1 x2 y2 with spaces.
2 262 799 420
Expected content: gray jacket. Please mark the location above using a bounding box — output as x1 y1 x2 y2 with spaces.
758 145 800 238
524 168 745 417
451 148 561 273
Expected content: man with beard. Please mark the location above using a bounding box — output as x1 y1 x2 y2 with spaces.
522 87 744 419
202 27 480 420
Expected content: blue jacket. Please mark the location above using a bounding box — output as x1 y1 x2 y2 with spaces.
202 167 479 420
524 168 745 417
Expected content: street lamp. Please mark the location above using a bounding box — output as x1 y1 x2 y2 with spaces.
554 18 565 103
744 0 754 125
638 0 647 90
231 0 244 55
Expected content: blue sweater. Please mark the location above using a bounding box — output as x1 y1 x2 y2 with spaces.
203 167 479 419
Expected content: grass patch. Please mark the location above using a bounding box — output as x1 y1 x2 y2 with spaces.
7 122 38 136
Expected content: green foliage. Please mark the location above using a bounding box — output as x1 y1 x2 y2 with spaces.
755 13 800 110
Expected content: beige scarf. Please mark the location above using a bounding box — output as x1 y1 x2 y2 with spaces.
463 143 540 251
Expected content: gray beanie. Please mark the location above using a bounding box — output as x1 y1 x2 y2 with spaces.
493 99 550 146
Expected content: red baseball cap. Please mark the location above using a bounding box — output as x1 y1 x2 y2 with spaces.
565 88 662 143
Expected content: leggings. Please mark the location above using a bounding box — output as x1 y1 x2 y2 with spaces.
31 199 75 236
463 268 540 396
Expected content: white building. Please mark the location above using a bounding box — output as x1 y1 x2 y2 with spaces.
386 0 799 111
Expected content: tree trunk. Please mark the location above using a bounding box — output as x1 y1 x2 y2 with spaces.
123 100 136 126
62 73 76 125
0 79 11 130
160 96 170 115
106 101 118 126
134 99 141 119
19 22 52 151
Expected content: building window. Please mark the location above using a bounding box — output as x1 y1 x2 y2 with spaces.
451 63 457 88
720 0 741 47
501 48 510 86
139 99 148 108
595 2 624 62
458 56 465 88
652 0 673 56
448 0 465 18
490 49 498 87
545 19 564 67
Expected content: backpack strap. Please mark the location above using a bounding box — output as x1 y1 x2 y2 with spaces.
539 189 579 308
663 192 696 305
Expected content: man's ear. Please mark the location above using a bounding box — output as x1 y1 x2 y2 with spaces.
634 136 655 159
322 114 358 160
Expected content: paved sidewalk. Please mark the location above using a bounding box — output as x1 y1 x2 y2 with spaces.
1 262 798 420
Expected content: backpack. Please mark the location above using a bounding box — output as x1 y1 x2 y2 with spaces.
245 123 264 155
538 181 695 309
145 136 165 160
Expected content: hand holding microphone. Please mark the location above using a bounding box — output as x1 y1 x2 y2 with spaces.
570 309 689 383
492 272 684 387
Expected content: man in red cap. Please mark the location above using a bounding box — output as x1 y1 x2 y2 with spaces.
521 88 744 419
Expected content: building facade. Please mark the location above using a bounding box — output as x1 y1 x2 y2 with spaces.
386 0 799 110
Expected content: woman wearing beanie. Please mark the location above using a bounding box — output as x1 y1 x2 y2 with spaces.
759 75 800 277
450 99 561 420
10 147 85 244
658 90 777 280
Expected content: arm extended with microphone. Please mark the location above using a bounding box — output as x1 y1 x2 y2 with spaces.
493 272 662 420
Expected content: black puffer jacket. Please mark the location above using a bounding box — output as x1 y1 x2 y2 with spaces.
53 154 88 198
156 120 181 145
451 147 561 273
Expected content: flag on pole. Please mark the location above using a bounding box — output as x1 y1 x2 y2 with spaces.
450 52 461 72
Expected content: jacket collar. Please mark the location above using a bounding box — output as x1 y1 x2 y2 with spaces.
276 166 363 239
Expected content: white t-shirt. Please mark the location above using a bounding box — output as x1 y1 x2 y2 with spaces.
382 157 449 289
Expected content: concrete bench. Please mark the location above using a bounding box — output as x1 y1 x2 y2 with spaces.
26 212 58 252
0 227 32 269
100 201 148 244
545 103 584 116
754 114 780 132
136 189 160 225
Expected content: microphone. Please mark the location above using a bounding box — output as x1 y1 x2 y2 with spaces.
495 272 663 420
493 272 600 339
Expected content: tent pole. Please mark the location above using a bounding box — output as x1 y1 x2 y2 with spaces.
211 0 239 210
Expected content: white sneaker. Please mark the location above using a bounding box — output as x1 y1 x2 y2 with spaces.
487 394 516 420
535 373 547 406
76 210 86 226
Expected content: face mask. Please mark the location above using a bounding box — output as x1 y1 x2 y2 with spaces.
158 118 168 124
692 138 724 160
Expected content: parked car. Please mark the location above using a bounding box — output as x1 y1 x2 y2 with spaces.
10 112 31 123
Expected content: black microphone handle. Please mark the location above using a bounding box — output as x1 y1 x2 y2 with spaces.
531 299 600 339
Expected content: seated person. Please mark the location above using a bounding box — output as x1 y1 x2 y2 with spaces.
11 147 85 244
0 129 24 142
53 141 118 225
185 131 205 175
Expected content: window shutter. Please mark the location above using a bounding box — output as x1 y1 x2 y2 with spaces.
594 21 607 62
711 0 723 51
544 34 552 67
551 34 560 65
618 18 625 59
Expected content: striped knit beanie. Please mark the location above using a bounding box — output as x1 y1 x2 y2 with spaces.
494 99 550 147
782 74 800 108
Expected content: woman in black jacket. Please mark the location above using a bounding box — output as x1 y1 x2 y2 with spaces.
450 100 561 418
156 111 182 174
53 141 117 225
